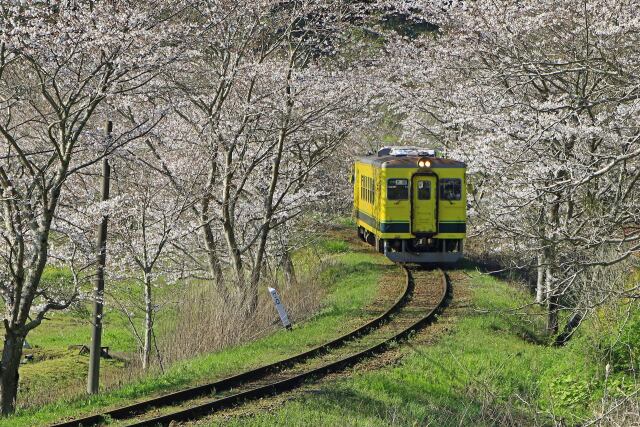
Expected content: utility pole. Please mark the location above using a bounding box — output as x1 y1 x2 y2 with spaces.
88 121 112 395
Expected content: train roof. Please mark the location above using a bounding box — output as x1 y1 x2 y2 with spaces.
356 154 466 169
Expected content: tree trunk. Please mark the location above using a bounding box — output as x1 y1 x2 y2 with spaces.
535 251 545 304
223 219 244 286
554 311 584 346
247 65 293 313
545 265 559 335
142 272 153 371
248 230 269 314
221 148 244 287
1 328 24 416
545 185 562 336
200 156 224 289
547 295 559 335
281 249 297 288
202 221 224 287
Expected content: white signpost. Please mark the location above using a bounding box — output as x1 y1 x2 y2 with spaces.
268 287 292 330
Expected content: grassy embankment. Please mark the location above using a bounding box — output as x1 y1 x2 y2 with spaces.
15 267 181 409
216 264 639 426
5 228 397 427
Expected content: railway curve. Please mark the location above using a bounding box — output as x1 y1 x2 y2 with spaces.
52 266 450 427
52 264 414 427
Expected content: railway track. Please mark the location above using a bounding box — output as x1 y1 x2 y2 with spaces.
53 266 449 427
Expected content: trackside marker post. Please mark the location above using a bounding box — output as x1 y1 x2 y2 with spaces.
268 287 292 330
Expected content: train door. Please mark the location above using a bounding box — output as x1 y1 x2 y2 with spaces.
373 168 380 220
411 175 437 234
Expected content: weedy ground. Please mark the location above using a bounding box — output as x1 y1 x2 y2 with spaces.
207 264 639 426
4 225 398 427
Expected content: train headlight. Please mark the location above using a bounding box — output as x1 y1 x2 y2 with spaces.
418 158 431 168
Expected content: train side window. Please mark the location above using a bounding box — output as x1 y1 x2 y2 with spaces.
417 180 431 200
362 176 374 204
370 177 375 204
364 177 371 202
439 178 462 201
387 178 408 200
365 177 369 203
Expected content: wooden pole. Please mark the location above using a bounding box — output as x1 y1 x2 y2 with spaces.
87 121 112 394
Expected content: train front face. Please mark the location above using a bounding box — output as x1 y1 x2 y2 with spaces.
354 151 466 264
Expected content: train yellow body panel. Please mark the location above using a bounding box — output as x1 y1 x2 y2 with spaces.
353 147 466 263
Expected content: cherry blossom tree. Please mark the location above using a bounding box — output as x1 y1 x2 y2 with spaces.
0 1 180 414
105 150 191 371
379 0 640 336
155 0 370 313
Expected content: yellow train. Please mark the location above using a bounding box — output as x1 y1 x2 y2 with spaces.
353 146 466 263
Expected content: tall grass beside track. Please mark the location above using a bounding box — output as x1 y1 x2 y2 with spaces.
3 231 394 427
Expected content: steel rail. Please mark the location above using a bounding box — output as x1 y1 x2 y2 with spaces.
53 264 413 427
128 267 448 426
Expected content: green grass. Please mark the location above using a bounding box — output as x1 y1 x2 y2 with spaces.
27 309 137 353
214 266 618 426
320 239 350 254
26 268 179 353
25 267 168 355
4 267 142 406
18 273 173 406
5 235 394 427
